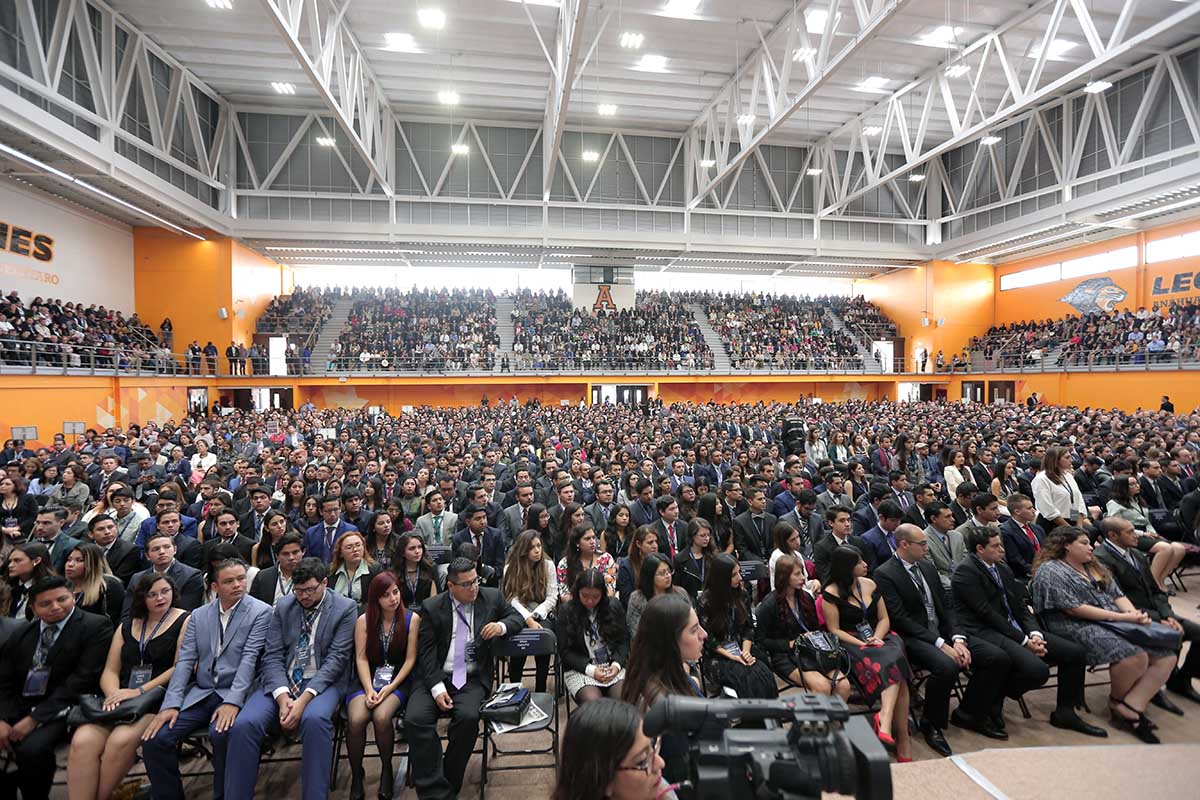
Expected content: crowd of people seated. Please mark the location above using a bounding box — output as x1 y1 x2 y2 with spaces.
699 293 868 370
508 289 713 371
1 395 1199 799
330 288 499 372
0 292 159 370
836 296 899 338
970 300 1200 369
255 288 336 334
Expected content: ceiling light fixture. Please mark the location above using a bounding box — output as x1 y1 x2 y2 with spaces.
418 8 446 29
437 89 460 105
384 32 420 52
316 136 336 147
856 76 889 93
662 0 701 19
793 47 816 62
919 25 961 47
736 113 755 125
1084 79 1113 94
205 0 233 9
945 63 970 79
862 125 882 136
1029 38 1077 59
0 141 205 240
620 31 644 49
451 143 470 155
909 174 926 182
582 150 600 162
981 135 1001 146
699 159 716 168
597 103 617 116
634 54 668 72
271 82 295 95
807 168 823 176
805 8 839 34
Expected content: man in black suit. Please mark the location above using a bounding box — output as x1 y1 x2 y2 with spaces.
1138 459 1169 511
903 483 936 529
888 471 916 515
1159 457 1188 511
451 504 505 581
149 509 204 571
952 527 1108 737
124 531 206 617
628 478 659 528
813 507 868 583
949 482 977 527
201 509 256 564
238 485 276 542
851 483 888 536
1000 494 1044 582
1073 456 1107 500
778 488 822 559
0 576 112 800
84 514 140 586
732 487 777 561
971 448 997 491
874 524 1010 756
88 453 128 499
1095 517 1200 705
408 558 524 799
248 533 305 606
31 507 81 573
652 495 685 559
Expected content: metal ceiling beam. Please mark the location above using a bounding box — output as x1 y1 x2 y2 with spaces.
819 0 1200 215
685 0 915 210
541 0 590 199
258 0 394 195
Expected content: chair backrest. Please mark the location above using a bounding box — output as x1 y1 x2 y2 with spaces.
738 559 767 582
492 626 557 658
427 543 452 565
814 593 826 627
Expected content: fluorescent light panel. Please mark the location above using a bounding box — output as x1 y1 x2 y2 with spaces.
437 89 460 105
384 32 419 52
919 25 961 47
634 54 667 72
857 76 889 93
418 8 446 29
945 63 970 79
805 9 839 34
0 142 204 240
806 168 823 176
582 151 599 162
981 135 1001 146
451 143 469 155
205 0 233 9
315 136 336 147
662 0 701 18
793 47 815 62
909 174 926 182
1084 80 1113 94
597 103 617 116
736 114 755 125
698 159 716 168
620 31 644 49
271 82 295 95
1030 38 1077 59
863 125 882 136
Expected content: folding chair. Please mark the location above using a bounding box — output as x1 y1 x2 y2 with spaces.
480 628 561 800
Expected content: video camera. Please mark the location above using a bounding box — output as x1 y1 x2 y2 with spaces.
643 694 892 800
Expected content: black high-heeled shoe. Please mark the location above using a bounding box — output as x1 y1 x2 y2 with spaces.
378 760 395 800
350 767 366 800
1110 698 1161 744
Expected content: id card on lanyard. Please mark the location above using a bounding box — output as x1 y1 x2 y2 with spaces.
129 613 169 689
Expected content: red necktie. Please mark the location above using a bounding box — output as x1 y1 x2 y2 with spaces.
1023 524 1040 551
667 523 676 557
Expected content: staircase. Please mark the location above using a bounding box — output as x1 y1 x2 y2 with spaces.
311 293 356 371
494 294 517 370
687 303 732 370
824 310 882 373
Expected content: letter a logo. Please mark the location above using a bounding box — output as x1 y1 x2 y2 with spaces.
593 284 617 311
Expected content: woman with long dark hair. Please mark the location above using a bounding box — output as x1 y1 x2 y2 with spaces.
64 542 124 624
7 541 53 619
0 475 39 553
616 527 658 608
675 482 698 523
696 492 733 553
249 510 293 569
696 553 777 699
279 478 308 522
671 518 716 599
551 698 670 800
621 593 707 792
625 553 689 636
395 532 438 609
602 503 633 559
1106 476 1186 591
557 522 617 601
558 568 630 705
502 530 559 692
526 502 554 559
847 460 870 504
822 546 912 760
1031 446 1088 531
346 572 420 800
365 510 402 573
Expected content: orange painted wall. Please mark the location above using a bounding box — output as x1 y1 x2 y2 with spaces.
230 242 285 345
296 383 588 411
133 228 232 352
856 260 994 367
945 371 1200 413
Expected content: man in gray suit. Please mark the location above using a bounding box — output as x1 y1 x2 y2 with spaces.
815 472 854 514
225 558 358 800
925 501 968 590
778 489 823 559
142 558 273 800
500 482 536 545
415 489 457 545
585 479 619 533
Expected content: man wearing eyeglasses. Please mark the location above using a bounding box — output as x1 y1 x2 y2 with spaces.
407 557 524 799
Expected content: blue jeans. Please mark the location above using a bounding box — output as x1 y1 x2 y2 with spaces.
143 693 228 800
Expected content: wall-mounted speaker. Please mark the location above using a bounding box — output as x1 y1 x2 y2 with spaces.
217 307 228 319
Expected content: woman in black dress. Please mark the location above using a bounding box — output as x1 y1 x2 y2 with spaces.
696 492 733 553
67 573 189 800
821 546 912 761
671 518 717 600
601 504 633 559
696 554 777 699
64 543 124 625
755 554 850 700
395 532 438 609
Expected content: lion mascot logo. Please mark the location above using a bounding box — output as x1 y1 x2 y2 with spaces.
1058 277 1128 314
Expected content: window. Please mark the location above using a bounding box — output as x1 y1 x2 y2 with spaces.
999 263 1061 290
1060 246 1137 279
1146 230 1200 264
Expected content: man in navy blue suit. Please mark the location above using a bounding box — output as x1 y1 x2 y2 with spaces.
860 500 905 571
304 495 358 563
452 504 505 580
999 494 1044 583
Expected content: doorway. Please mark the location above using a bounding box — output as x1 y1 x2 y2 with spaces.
962 381 984 402
989 381 1015 404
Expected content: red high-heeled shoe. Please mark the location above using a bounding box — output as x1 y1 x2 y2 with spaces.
897 756 913 763
873 712 896 747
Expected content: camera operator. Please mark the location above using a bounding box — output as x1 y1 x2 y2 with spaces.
551 698 677 800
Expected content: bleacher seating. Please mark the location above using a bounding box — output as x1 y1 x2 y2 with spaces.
0 291 159 369
699 292 868 370
256 287 336 334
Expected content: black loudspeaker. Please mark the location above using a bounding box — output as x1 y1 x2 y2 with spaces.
781 416 805 457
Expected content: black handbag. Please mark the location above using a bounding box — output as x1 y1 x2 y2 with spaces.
793 630 845 674
480 685 532 726
1096 620 1183 651
67 687 166 727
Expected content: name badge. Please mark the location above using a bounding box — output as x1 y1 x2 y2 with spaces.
3 516 17 528
128 667 153 690
722 641 743 658
856 623 875 642
465 641 477 662
372 665 395 691
23 668 50 697
591 646 610 665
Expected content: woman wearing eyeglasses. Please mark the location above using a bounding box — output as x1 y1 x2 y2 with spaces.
551 698 676 800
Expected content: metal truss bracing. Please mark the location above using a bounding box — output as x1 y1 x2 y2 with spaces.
685 0 915 210
0 0 231 202
817 0 1200 217
257 0 396 195
540 0 589 200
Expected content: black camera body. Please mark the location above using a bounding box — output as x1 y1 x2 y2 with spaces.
643 694 892 800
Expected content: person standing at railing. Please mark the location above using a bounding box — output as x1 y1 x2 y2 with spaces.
158 318 172 349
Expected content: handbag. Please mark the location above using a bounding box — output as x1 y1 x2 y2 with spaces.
67 687 166 727
480 685 532 726
793 630 845 674
1096 620 1183 651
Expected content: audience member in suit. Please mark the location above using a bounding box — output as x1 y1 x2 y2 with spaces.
502 482 537 544
814 507 868 584
651 494 686 559
922 501 968 590
860 500 905 571
887 471 917 516
248 532 305 606
949 482 977 527
777 489 822 560
971 451 998 493
146 510 204 571
85 514 141 586
237 486 276 542
132 496 199 555
407 558 524 799
202 510 256 564
815 472 855 515
770 475 810 518
87 455 128 499
304 495 359 563
731 487 777 561
1000 494 1044 582
142 559 273 800
1159 459 1188 510
30 506 81 573
0 581 28 650
628 479 660 528
1094 517 1200 706
952 526 1108 737
903 483 936 529
7 541 55 621
874 524 1011 756
451 504 505 580
0 576 113 800
224 558 358 800
414 490 457 545
123 531 206 618
851 483 889 536
1138 460 1169 511
556 568 630 705
1073 457 1108 500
